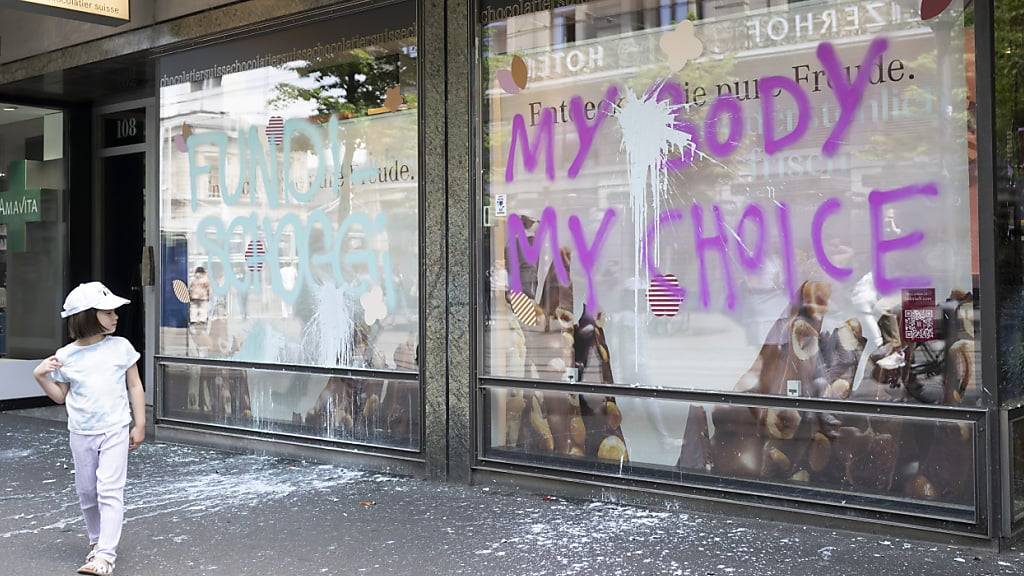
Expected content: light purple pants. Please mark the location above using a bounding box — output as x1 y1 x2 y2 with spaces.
69 425 129 563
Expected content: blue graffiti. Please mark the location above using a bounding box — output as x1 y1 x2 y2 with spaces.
188 117 346 210
195 209 396 307
188 118 399 307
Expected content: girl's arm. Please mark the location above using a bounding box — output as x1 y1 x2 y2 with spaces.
126 363 146 450
32 356 68 404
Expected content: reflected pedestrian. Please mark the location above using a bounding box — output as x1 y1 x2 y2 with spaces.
188 266 210 326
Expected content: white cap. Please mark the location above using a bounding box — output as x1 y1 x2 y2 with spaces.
61 282 130 318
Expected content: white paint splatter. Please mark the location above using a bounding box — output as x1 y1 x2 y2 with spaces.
0 449 32 460
302 282 356 366
0 451 369 539
360 285 388 326
614 84 695 374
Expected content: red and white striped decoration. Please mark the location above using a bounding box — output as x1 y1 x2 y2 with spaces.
171 279 190 304
509 291 538 327
244 239 267 272
648 274 682 317
267 116 284 145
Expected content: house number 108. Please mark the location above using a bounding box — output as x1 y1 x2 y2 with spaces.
117 118 137 139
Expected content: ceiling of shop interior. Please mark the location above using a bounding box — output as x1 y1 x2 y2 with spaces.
0 103 58 126
0 51 155 105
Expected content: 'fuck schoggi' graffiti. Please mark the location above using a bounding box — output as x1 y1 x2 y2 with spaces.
502 37 948 311
187 117 396 306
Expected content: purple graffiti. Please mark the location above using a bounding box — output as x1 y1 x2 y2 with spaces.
759 76 811 156
510 183 940 312
506 207 568 293
656 81 685 111
505 108 555 182
735 203 766 271
704 94 743 158
869 183 939 294
569 208 618 312
569 86 619 179
817 37 890 157
642 209 688 302
811 197 853 281
692 204 736 310
501 36 895 183
506 207 616 309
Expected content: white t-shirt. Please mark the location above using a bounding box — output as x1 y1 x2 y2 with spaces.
51 336 140 435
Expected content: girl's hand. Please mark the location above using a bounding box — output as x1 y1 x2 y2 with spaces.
129 425 145 451
33 356 61 378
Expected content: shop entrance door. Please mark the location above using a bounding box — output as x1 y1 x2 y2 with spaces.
94 100 153 396
99 152 146 360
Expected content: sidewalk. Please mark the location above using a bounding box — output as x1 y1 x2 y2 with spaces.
0 411 1020 576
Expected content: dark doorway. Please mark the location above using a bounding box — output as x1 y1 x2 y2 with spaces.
101 152 145 370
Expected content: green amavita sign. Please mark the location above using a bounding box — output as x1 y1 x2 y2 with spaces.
0 161 42 252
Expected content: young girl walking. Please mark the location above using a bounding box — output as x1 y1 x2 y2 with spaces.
32 282 146 576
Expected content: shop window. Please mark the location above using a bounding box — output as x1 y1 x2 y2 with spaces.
480 0 979 401
0 105 66 361
1013 414 1024 526
995 1 1024 406
161 363 420 450
478 0 980 504
158 3 420 443
484 386 977 514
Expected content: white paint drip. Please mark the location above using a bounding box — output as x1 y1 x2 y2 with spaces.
302 282 355 366
614 84 695 375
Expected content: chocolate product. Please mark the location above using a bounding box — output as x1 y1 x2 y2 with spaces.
597 435 629 462
677 405 712 472
765 408 801 440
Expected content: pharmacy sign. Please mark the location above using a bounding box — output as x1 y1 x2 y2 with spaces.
0 161 41 252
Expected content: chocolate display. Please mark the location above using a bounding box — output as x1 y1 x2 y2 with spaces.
499 241 628 462
679 280 976 503
493 218 975 505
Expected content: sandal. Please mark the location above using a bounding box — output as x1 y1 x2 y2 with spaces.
77 556 114 576
85 544 97 563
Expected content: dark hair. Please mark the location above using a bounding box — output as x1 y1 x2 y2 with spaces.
68 309 107 340
195 267 206 274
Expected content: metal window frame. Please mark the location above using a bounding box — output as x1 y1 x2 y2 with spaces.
151 0 430 464
1000 405 1024 537
466 0 1000 538
972 0 1009 543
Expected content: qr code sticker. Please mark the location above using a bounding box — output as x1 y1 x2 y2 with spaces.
904 308 934 340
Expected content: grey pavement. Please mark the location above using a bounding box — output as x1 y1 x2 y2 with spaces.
0 410 1022 576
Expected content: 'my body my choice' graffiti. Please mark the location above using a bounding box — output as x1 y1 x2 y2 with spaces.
187 116 395 306
504 37 947 311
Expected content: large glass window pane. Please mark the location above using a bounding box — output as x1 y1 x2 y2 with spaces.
995 2 1024 405
158 6 419 371
0 105 66 360
485 386 976 513
479 0 980 407
1014 415 1024 524
162 364 420 449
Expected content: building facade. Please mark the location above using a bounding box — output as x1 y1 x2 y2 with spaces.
0 0 1021 545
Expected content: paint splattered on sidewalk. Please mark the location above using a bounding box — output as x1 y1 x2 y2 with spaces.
0 413 1020 576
